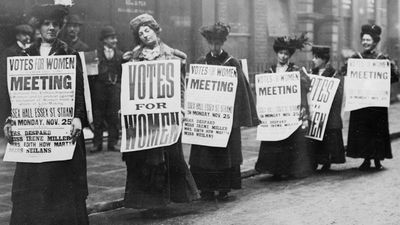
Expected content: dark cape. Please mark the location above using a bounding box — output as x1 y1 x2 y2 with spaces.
255 62 314 178
122 42 199 209
344 51 399 160
310 64 345 165
8 39 89 225
189 50 259 192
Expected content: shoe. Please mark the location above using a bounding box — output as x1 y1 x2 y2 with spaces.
217 192 236 202
321 163 331 171
374 159 382 170
359 160 371 171
200 191 215 201
90 146 102 153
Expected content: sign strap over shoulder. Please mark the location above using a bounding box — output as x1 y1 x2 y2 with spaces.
357 52 363 59
222 56 233 66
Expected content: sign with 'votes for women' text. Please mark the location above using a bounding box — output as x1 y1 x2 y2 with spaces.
345 58 390 111
182 64 237 147
256 71 302 141
4 55 76 163
306 74 340 141
120 60 182 152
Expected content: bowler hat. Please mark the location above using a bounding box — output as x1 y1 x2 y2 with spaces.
360 24 382 43
100 25 116 40
15 24 33 35
66 14 83 25
200 22 230 42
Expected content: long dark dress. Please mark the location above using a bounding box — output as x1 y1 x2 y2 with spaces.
310 65 345 165
189 51 259 193
255 63 314 178
8 39 89 225
123 42 199 209
345 51 399 160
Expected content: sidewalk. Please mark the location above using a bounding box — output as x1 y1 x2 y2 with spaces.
1 103 400 220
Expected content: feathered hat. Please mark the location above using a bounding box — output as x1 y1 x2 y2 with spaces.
199 22 231 42
273 32 309 55
311 45 331 61
30 4 69 27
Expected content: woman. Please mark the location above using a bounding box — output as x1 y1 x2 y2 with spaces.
255 34 313 179
189 22 259 201
310 45 345 171
344 24 399 170
3 5 88 225
121 13 199 212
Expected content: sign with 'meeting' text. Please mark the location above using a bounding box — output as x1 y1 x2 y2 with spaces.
4 55 76 163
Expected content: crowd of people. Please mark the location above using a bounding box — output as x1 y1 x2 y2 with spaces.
0 3 398 225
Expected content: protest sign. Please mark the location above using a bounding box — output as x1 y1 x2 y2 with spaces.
79 52 93 124
120 60 182 152
255 71 302 141
344 58 390 111
182 64 238 147
306 74 340 141
4 55 76 163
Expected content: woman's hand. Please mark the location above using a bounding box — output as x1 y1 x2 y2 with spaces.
3 122 13 144
122 51 133 61
70 117 82 144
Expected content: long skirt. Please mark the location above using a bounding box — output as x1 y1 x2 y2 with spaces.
10 136 88 225
312 129 345 165
123 141 199 209
255 128 313 178
347 107 392 160
189 128 243 192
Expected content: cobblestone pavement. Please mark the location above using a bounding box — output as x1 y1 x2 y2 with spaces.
1 103 400 224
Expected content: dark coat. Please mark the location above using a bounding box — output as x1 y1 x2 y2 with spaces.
255 62 314 177
67 38 90 52
96 46 123 84
189 50 259 170
9 39 88 225
123 42 199 209
344 50 399 160
310 65 345 165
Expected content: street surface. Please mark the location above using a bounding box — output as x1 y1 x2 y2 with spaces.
89 139 400 225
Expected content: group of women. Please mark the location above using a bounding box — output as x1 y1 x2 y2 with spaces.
2 4 398 225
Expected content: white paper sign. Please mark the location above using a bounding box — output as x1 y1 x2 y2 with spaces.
120 60 182 152
306 74 340 141
344 58 390 111
4 55 76 163
256 72 302 141
182 64 238 147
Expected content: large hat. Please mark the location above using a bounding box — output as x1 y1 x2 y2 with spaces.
311 45 330 60
129 14 161 44
273 33 309 55
14 24 33 35
199 22 230 42
100 25 116 40
360 24 381 43
31 4 69 27
66 14 83 25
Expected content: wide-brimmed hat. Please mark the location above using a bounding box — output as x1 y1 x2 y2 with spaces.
100 25 116 40
31 4 69 27
360 24 381 43
66 14 83 25
273 33 309 55
15 24 33 35
199 22 230 42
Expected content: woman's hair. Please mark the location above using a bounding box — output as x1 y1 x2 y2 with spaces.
129 14 161 46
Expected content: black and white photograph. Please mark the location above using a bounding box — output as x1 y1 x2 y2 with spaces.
1 0 400 224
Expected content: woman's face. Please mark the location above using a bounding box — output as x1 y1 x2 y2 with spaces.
361 34 377 52
207 39 224 55
312 55 326 70
138 25 158 47
277 49 290 65
40 19 60 43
